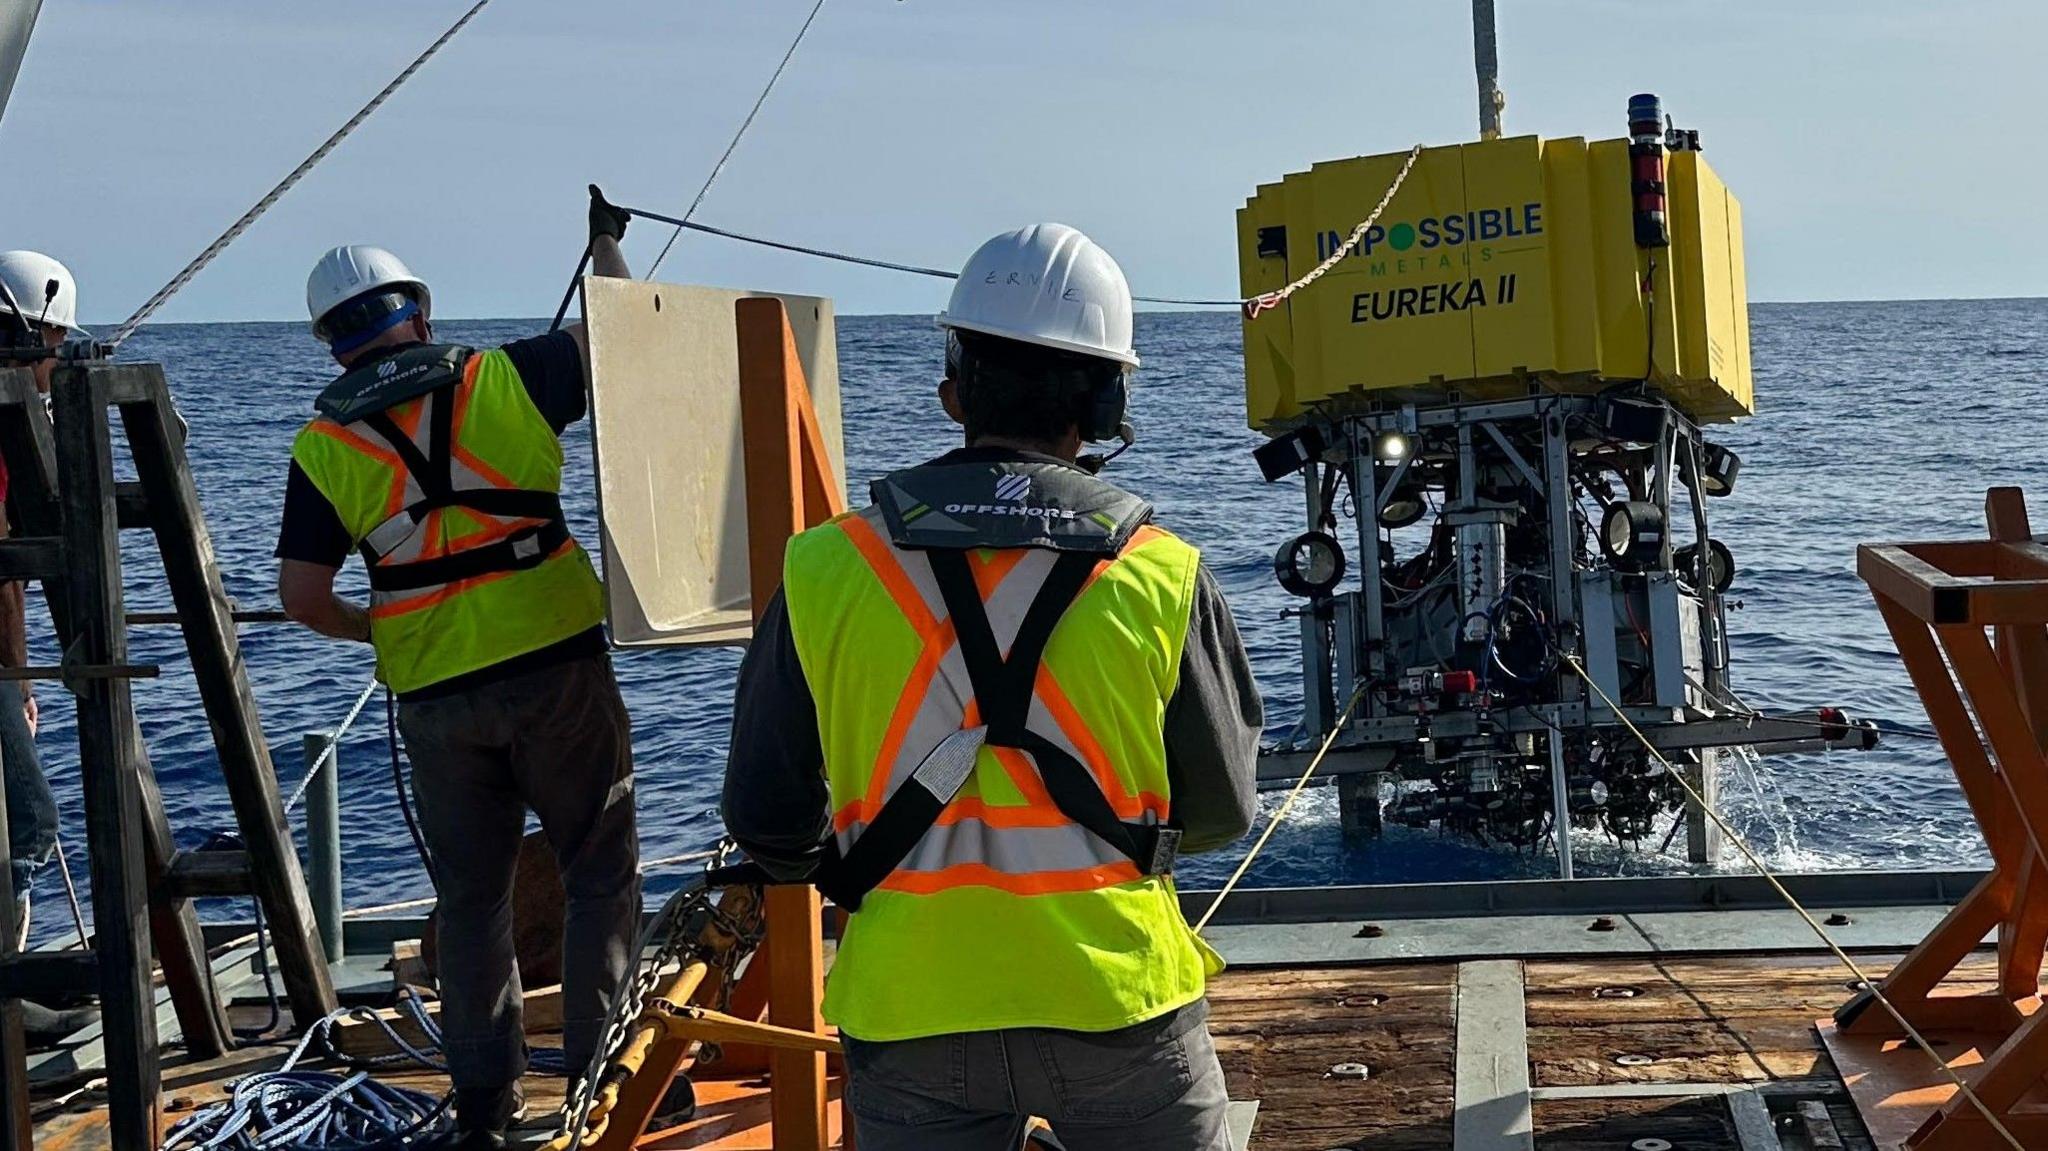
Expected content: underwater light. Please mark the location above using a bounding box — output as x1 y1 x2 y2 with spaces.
1379 488 1427 529
1599 501 1667 570
1374 430 1409 463
1675 538 1736 594
1699 442 1741 497
1274 530 1346 597
1253 424 1327 482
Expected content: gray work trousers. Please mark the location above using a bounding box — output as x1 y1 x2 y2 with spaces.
398 652 641 1090
840 1004 1230 1151
1 685 54 900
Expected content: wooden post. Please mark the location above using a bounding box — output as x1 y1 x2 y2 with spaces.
0 749 30 1151
0 369 231 1057
51 365 160 1149
0 367 31 1151
737 296 843 1151
576 298 845 1150
135 722 233 1056
1985 488 2048 1000
1987 488 2048 754
118 375 336 1024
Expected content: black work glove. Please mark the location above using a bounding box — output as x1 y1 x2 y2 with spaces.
588 184 630 244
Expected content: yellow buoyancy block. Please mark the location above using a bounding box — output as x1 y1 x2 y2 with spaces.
1237 135 1750 431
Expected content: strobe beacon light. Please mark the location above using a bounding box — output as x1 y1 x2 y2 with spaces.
1627 93 1670 249
1274 530 1347 597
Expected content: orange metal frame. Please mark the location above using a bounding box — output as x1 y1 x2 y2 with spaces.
583 298 846 1151
734 296 844 1150
1839 487 2048 1150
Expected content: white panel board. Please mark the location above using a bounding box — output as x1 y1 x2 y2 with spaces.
583 277 845 647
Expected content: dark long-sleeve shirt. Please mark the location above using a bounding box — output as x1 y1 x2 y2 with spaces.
721 533 1264 881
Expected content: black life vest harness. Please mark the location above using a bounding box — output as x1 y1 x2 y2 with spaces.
810 459 1182 912
315 343 571 595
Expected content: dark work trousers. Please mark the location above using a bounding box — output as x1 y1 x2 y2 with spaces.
397 652 641 1090
840 1005 1232 1151
1 687 54 901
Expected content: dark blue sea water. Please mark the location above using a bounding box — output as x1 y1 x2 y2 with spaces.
17 301 2047 943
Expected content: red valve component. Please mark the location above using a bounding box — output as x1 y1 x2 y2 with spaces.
1442 670 1479 695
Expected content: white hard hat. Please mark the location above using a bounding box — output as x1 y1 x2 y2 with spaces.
937 223 1138 368
0 250 86 335
305 244 431 336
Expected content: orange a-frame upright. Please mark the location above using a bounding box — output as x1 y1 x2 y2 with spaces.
734 296 844 1150
1828 487 2048 1151
567 297 846 1151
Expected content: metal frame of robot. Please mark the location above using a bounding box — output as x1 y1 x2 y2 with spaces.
1259 394 1872 843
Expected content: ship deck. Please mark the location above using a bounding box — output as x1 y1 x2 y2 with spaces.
23 871 1998 1150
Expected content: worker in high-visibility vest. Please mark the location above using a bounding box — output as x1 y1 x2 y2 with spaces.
723 223 1262 1150
278 190 642 1149
0 251 97 1037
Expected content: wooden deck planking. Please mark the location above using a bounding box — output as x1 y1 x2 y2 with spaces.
1209 964 1456 1149
1526 955 1926 1089
30 952 1980 1149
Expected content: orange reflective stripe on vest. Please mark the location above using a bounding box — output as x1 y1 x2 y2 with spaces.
290 345 606 695
784 493 1215 1040
825 508 1168 897
332 356 571 618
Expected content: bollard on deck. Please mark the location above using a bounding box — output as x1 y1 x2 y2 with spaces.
303 732 343 963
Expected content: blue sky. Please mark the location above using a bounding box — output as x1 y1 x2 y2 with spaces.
2 0 2041 323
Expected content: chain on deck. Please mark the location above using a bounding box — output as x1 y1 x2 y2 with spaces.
549 844 768 1151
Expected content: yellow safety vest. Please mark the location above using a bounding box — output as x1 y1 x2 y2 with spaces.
290 346 606 694
784 502 1222 1041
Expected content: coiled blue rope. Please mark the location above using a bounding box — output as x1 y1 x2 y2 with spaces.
161 990 569 1149
160 1007 450 1151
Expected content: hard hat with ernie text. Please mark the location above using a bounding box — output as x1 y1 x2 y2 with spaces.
937 224 1138 368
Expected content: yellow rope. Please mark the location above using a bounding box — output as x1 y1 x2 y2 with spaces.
1242 145 1425 320
1560 654 2025 1151
1194 686 1367 935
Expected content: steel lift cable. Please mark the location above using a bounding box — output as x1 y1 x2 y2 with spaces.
1559 652 2027 1151
616 206 1245 307
546 0 830 331
106 0 495 348
610 143 1424 309
1192 685 1367 935
644 0 831 281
